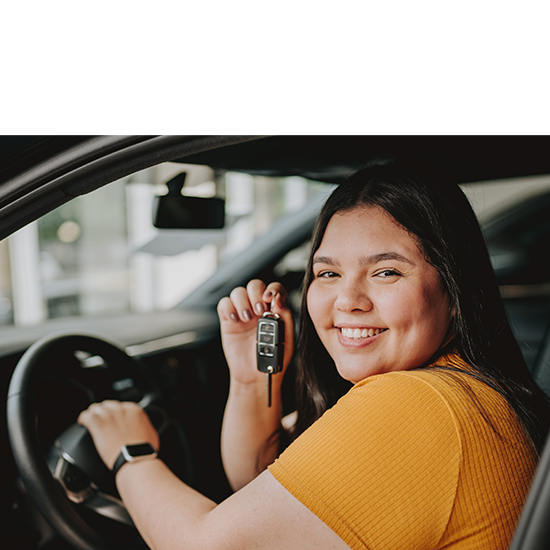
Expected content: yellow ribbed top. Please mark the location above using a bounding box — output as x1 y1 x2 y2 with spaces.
269 354 537 549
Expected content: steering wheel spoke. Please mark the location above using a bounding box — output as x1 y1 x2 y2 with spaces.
50 449 96 504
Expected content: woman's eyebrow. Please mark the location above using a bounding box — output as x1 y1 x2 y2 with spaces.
360 252 414 265
313 252 414 266
312 255 336 266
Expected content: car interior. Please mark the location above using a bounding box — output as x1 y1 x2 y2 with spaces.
1 135 550 550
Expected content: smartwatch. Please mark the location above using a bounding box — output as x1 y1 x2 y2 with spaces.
112 443 158 477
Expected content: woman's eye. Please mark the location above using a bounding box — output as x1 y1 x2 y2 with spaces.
316 270 338 278
375 269 401 278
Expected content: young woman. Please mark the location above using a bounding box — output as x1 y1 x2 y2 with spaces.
79 162 550 550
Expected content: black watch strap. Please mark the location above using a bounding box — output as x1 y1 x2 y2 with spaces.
112 443 158 478
112 451 129 478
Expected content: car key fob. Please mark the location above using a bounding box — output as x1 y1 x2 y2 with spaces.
257 305 284 407
257 315 284 374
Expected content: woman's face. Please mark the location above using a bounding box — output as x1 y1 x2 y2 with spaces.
307 206 452 383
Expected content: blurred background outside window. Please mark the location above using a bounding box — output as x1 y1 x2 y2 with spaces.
0 163 327 328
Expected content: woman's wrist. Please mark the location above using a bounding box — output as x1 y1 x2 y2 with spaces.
229 373 284 405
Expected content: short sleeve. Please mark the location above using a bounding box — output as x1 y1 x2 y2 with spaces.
268 372 462 550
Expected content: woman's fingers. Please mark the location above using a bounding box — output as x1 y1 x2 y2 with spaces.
78 400 159 469
217 287 255 324
246 279 268 316
217 280 276 324
217 296 239 323
262 282 288 309
229 286 255 322
217 279 295 379
217 280 294 367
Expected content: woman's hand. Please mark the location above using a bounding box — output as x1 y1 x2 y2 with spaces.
77 401 160 470
217 279 295 385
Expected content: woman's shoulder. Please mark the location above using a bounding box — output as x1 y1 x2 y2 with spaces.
350 351 532 449
323 361 465 448
349 351 474 409
352 351 496 405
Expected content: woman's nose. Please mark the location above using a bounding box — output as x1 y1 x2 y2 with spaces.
334 282 373 313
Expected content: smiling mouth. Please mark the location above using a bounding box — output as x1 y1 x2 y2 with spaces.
339 327 388 340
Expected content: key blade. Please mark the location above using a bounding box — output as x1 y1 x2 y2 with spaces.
266 373 272 407
266 367 273 408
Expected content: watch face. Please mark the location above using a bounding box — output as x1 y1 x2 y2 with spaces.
125 443 156 457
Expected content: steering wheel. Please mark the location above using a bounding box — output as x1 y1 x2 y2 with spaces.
7 332 192 550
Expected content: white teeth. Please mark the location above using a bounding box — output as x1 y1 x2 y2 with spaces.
341 328 385 339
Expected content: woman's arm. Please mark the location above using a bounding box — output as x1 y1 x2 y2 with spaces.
117 460 348 550
78 401 349 550
220 373 284 490
217 280 294 490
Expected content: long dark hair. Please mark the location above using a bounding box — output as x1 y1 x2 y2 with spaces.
292 161 550 454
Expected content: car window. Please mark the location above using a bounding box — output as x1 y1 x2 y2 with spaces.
461 174 550 289
3 169 549 331
0 163 328 329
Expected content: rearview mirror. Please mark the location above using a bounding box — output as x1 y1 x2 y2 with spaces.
152 172 225 229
